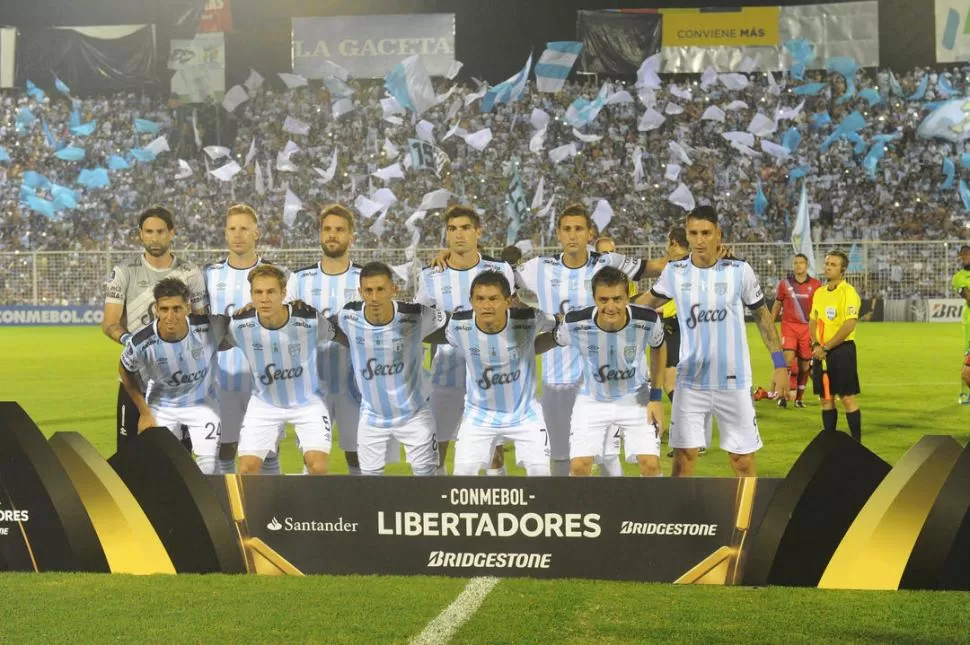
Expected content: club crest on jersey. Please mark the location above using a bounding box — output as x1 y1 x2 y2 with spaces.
715 283 728 296
341 289 355 301
393 339 405 356
507 347 519 363
288 343 302 356
191 347 204 360
623 345 638 362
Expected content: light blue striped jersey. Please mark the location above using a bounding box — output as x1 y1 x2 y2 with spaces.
555 305 664 400
286 261 362 397
337 301 448 428
416 255 517 389
204 257 283 393
516 252 644 384
121 315 221 408
445 308 555 428
227 304 334 407
650 255 765 391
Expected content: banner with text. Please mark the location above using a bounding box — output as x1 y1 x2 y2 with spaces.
222 476 778 581
197 0 233 34
927 299 966 322
937 0 970 62
661 7 780 48
0 306 103 326
169 32 226 103
292 14 455 79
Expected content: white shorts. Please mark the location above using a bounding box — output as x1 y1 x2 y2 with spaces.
430 386 465 442
238 395 333 460
326 389 362 452
151 402 221 457
669 387 763 455
570 393 661 462
540 383 579 461
358 406 438 475
216 389 250 445
454 411 551 473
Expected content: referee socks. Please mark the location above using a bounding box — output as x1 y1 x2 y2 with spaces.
846 410 862 443
822 409 838 433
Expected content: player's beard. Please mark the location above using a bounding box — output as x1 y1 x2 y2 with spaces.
322 241 349 258
144 243 171 258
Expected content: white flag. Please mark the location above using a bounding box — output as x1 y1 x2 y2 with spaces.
442 122 466 141
636 53 662 89
254 160 265 195
739 55 759 73
669 84 692 100
668 183 696 211
174 159 193 180
462 128 493 151
723 131 756 147
372 162 405 182
354 195 384 219
371 188 398 208
664 102 685 116
416 120 435 142
761 140 791 161
529 127 547 153
244 69 264 93
665 163 682 182
283 187 303 226
464 85 488 107
747 113 778 137
417 189 453 211
282 116 310 136
573 128 602 143
775 100 805 122
381 97 405 118
446 60 464 80
591 200 613 232
530 108 550 131
725 100 749 111
383 138 399 160
531 176 545 210
669 141 692 166
244 137 256 166
210 160 242 182
719 73 749 90
701 106 726 123
549 143 577 164
332 98 354 119
791 183 816 276
145 136 169 156
313 148 339 184
278 73 308 89
700 66 718 90
191 109 201 148
204 145 230 160
320 60 350 81
633 147 645 185
276 140 300 172
222 85 249 112
637 108 665 132
767 71 782 96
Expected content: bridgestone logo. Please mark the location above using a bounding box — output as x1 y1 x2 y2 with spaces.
619 521 717 536
427 551 552 569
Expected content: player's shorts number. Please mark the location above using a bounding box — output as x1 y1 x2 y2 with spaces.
540 427 548 446
205 422 222 440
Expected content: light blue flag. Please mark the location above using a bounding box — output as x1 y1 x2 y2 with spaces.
535 41 583 93
108 155 130 170
54 76 70 95
826 56 859 103
782 127 801 153
848 243 864 272
26 195 56 219
25 80 45 102
863 142 886 179
129 148 156 163
0 146 9 163
41 118 56 149
134 118 161 135
961 153 970 170
15 107 35 133
923 100 947 111
505 167 529 244
51 184 78 210
384 55 437 115
888 70 904 97
820 112 867 152
872 133 901 144
938 74 954 98
784 39 816 81
846 132 867 155
322 76 354 99
77 168 110 189
961 178 970 212
55 146 86 161
791 182 816 276
19 184 36 201
942 157 956 189
22 171 50 189
793 82 827 96
482 53 533 113
858 88 882 106
565 94 605 127
917 98 970 142
70 120 97 137
754 181 768 220
788 164 811 185
909 75 928 101
811 111 831 128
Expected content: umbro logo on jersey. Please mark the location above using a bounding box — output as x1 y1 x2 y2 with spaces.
441 285 452 294
216 282 227 290
680 282 692 292
252 343 264 351
587 345 598 352
355 336 366 345
551 279 562 287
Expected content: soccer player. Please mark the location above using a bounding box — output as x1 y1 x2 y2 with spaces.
118 278 223 474
204 203 284 475
635 205 789 478
554 268 666 476
226 265 335 475
103 207 207 454
810 250 863 442
416 204 517 475
771 254 822 409
659 227 689 404
954 245 970 404
334 262 446 476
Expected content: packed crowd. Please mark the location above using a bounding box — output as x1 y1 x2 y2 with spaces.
1 63 970 257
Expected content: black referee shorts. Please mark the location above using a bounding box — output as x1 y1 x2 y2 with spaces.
812 341 861 397
116 382 141 453
662 317 680 369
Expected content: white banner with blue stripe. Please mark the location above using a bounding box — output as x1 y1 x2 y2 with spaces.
535 41 583 93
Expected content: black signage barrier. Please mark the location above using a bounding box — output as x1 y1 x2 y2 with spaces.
0 402 109 572
108 427 246 574
213 475 778 582
742 431 891 587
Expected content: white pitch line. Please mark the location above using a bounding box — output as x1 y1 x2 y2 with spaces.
411 577 500 645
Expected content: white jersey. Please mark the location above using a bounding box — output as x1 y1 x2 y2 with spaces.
204 257 282 392
650 255 765 391
554 305 664 400
227 305 334 407
286 261 362 397
416 255 516 389
516 252 644 385
121 315 222 408
104 254 207 334
337 301 447 429
445 308 555 428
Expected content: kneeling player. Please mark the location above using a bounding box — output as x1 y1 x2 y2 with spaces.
226 265 335 475
555 268 666 476
119 278 224 474
426 271 557 476
334 262 444 476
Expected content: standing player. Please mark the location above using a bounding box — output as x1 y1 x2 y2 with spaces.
635 205 788 478
287 204 367 474
810 250 863 442
954 245 970 404
335 263 445 476
103 207 207 454
204 203 284 474
118 278 223 474
771 254 822 409
227 265 334 475
416 205 517 475
429 271 558 476
554 268 666 476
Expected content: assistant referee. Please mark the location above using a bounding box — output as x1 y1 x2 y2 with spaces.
809 249 862 442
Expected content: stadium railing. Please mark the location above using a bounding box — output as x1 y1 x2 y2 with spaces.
0 241 963 305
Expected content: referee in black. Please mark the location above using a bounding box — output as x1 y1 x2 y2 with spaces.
101 207 208 453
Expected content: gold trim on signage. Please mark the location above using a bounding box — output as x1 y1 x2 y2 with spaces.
0 478 38 572
675 477 757 585
48 432 175 575
225 475 304 576
818 436 962 590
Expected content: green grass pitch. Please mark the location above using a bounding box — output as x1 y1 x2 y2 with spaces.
1 323 968 642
